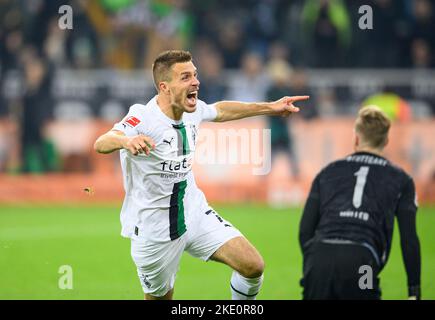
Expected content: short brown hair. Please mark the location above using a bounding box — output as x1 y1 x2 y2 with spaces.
152 50 192 91
355 105 391 149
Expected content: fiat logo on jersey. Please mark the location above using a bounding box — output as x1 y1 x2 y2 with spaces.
124 116 141 127
159 158 191 172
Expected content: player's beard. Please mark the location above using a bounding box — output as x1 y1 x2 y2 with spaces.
171 89 197 113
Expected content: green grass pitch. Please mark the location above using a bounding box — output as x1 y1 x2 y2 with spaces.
0 204 434 300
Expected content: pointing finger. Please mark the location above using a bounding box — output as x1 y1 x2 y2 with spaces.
286 95 310 103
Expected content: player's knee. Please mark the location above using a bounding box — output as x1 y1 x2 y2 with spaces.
144 288 173 300
241 257 265 278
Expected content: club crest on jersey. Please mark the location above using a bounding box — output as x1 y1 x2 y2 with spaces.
190 124 198 145
124 116 141 128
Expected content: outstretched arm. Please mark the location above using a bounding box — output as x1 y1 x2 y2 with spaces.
214 96 309 122
396 179 421 300
94 130 155 155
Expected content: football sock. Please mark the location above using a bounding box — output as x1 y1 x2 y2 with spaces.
230 271 263 300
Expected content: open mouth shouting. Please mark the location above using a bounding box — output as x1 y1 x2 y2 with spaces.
186 90 198 107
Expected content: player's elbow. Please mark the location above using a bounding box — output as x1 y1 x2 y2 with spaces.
93 140 102 154
93 136 107 154
213 105 226 122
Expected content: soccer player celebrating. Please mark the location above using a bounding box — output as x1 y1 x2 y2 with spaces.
94 50 309 300
299 105 421 300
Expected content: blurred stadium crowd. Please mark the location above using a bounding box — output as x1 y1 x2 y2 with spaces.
2 0 435 70
0 0 435 174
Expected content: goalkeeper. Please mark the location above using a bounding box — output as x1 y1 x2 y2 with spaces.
299 106 421 300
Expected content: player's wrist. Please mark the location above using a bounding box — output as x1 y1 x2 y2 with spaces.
119 135 130 150
252 101 274 115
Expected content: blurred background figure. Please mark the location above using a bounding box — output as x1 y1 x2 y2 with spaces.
266 58 299 179
368 0 402 68
301 0 351 67
245 0 286 57
141 0 194 68
194 41 226 103
410 38 433 69
19 51 58 173
288 69 317 120
226 51 270 102
65 1 100 69
316 88 338 118
215 17 246 69
409 0 435 54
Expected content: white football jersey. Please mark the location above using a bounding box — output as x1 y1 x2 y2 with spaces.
112 96 217 242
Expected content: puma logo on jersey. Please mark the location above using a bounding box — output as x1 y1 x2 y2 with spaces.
163 137 174 147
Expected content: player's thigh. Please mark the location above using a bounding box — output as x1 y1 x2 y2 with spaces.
335 273 381 300
185 207 263 277
334 245 381 300
302 243 335 299
210 236 265 278
131 235 186 298
185 207 241 260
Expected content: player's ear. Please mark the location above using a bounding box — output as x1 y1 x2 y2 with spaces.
159 81 169 94
384 136 389 147
354 131 360 149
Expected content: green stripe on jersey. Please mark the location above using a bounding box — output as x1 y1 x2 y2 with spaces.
169 180 187 240
173 123 190 155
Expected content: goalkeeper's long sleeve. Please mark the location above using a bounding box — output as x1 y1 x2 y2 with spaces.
299 175 321 252
396 178 421 299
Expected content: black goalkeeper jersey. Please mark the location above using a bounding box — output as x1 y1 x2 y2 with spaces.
299 151 421 288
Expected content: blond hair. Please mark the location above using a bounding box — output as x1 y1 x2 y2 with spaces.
355 105 391 149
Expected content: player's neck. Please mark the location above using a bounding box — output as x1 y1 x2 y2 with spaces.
157 95 184 121
355 146 384 157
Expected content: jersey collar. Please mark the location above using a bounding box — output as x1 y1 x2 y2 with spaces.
150 95 184 126
352 151 388 162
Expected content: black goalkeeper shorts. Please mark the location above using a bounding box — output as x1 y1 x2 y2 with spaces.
301 241 381 300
